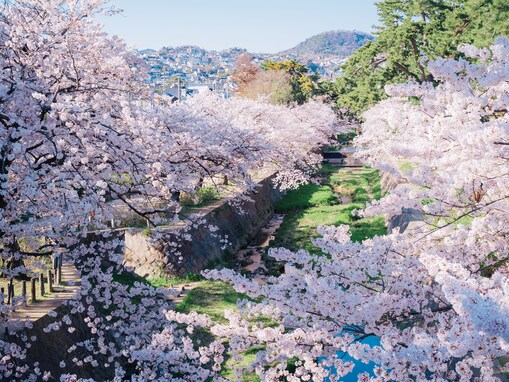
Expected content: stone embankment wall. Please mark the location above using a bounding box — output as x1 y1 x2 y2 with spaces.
10 177 281 378
12 302 119 381
380 170 424 234
124 175 282 277
379 170 404 195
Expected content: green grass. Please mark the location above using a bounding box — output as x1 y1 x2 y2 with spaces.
175 280 248 324
275 184 338 212
329 167 383 202
350 216 386 242
175 281 272 381
112 269 204 289
399 160 416 173
147 272 203 288
221 345 263 382
270 166 386 256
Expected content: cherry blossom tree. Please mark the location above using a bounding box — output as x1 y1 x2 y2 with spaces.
206 38 509 381
183 93 338 191
0 0 231 379
0 1 338 380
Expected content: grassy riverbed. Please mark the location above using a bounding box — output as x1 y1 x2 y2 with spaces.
170 165 386 379
118 164 386 380
270 165 385 256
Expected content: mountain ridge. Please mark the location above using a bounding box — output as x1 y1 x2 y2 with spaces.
147 30 373 59
280 30 374 58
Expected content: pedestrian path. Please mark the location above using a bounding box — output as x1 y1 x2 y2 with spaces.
11 263 81 323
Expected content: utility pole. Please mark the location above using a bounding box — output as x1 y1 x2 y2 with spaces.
150 83 155 108
177 78 181 102
225 80 231 99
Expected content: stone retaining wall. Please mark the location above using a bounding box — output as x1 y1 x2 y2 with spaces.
380 170 424 234
123 175 282 277
10 302 119 381
4 176 281 380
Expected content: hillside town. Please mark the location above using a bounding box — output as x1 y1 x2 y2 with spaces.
139 45 347 100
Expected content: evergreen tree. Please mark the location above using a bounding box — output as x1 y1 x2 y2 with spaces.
333 0 509 117
262 60 320 104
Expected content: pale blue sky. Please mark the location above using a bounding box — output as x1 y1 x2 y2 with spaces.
100 1 379 53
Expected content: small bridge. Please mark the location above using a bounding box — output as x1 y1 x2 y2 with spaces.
322 147 364 167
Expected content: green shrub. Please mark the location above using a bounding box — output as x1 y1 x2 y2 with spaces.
180 186 220 207
197 186 219 203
